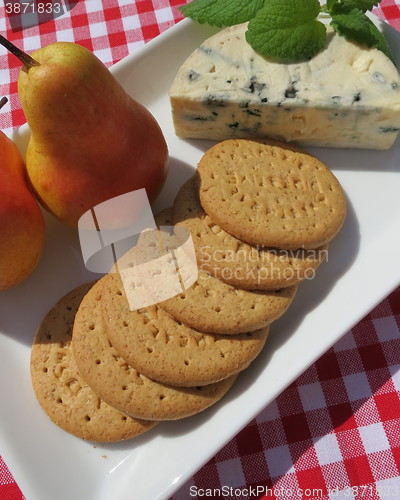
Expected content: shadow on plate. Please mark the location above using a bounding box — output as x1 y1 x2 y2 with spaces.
90 390 235 453
184 137 400 174
0 212 99 346
309 141 400 173
152 157 196 212
0 158 194 347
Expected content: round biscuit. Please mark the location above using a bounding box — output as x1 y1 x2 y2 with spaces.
197 138 347 249
102 273 269 386
72 279 237 420
30 282 157 442
172 176 328 289
159 270 295 334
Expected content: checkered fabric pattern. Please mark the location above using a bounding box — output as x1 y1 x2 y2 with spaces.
172 287 400 500
0 0 187 137
1 2 400 500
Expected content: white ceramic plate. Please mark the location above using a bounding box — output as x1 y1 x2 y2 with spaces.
1 17 400 500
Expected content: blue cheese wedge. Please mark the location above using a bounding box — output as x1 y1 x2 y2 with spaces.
169 23 400 149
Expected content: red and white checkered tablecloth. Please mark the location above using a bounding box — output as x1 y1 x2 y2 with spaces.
1 1 400 499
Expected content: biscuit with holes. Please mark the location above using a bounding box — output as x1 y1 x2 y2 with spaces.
72 279 237 420
172 176 328 290
101 272 269 386
135 207 297 334
197 138 347 249
30 282 158 442
159 270 296 334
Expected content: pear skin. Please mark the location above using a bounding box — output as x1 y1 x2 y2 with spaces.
0 131 45 290
18 42 169 227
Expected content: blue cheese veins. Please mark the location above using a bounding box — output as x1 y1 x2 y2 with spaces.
169 24 400 149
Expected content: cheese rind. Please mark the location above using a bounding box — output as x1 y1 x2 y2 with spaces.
169 24 400 149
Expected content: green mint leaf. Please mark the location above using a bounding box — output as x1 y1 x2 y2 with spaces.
330 8 393 60
179 0 266 27
330 0 380 13
326 0 339 11
344 0 380 11
245 0 326 61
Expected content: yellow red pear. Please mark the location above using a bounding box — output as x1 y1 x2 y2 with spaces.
0 37 168 227
0 102 45 290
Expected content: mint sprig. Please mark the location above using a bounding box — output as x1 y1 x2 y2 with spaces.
246 0 326 62
179 0 393 63
330 6 392 59
179 0 265 27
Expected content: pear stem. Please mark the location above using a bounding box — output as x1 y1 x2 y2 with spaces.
0 35 40 71
0 97 8 110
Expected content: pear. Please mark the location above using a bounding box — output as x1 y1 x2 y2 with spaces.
0 98 45 290
0 37 168 227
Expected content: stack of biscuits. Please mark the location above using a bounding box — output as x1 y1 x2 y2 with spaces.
30 138 347 442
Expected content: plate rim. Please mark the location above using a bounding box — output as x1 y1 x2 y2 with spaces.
2 14 400 500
